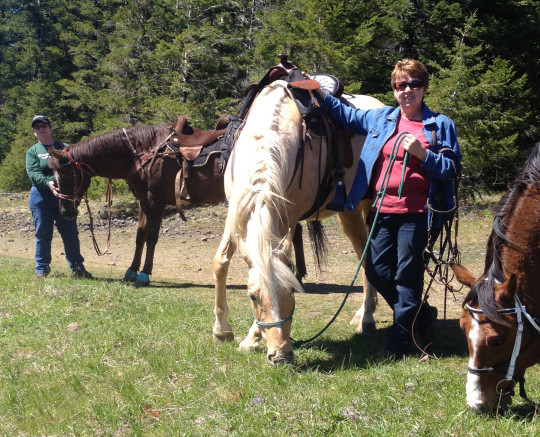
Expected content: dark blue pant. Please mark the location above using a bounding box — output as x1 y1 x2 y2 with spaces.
365 213 428 355
29 186 84 274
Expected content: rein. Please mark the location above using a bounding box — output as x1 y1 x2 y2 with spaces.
465 294 540 398
54 149 95 201
53 149 112 256
84 178 113 256
416 140 462 351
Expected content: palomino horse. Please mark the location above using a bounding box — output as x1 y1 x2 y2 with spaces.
212 80 383 364
451 142 540 412
47 121 227 286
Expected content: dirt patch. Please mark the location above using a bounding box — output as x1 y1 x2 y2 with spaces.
0 192 466 321
0 193 238 282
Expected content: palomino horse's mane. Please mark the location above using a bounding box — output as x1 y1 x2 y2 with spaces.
67 123 169 160
467 142 540 322
229 80 304 298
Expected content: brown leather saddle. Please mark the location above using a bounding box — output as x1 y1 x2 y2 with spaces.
264 56 353 213
168 115 229 161
167 116 230 220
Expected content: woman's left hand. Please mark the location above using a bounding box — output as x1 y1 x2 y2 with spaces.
402 134 428 162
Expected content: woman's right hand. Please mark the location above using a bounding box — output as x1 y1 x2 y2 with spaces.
402 134 428 162
49 180 60 196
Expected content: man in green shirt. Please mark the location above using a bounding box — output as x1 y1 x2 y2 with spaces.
25 115 92 279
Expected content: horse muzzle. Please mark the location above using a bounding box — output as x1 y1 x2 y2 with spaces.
59 204 79 221
466 373 513 413
267 349 294 365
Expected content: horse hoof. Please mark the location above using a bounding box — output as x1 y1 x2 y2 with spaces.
239 339 259 352
360 322 376 334
213 332 234 343
134 272 150 287
123 268 138 282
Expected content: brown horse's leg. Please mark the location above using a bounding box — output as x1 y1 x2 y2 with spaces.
292 222 307 282
125 204 147 282
213 230 236 342
135 201 165 286
337 199 378 333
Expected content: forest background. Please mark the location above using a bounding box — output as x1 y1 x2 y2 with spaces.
1 0 539 196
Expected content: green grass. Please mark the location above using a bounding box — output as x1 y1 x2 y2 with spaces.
1 250 540 436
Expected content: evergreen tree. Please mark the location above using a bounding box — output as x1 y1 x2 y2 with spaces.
427 17 532 192
1 0 539 192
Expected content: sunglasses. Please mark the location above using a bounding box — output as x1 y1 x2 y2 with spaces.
393 80 424 91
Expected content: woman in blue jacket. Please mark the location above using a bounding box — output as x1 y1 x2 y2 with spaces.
316 59 461 358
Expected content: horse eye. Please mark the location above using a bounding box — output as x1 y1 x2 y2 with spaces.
248 293 257 302
489 336 506 346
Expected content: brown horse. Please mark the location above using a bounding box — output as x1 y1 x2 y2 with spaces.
451 142 540 412
212 80 382 364
47 121 227 286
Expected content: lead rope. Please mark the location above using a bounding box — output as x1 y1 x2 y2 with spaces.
292 132 410 347
84 178 113 256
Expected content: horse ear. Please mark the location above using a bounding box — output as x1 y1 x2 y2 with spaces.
449 263 477 288
48 147 62 158
494 274 518 304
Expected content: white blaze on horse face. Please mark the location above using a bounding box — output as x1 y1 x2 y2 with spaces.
247 268 282 328
466 316 484 410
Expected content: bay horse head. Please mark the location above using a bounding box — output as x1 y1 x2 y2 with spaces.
47 124 167 221
451 142 540 413
48 147 94 220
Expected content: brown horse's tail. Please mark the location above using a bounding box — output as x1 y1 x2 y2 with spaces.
307 220 328 270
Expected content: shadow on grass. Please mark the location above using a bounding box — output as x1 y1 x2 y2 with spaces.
147 281 245 291
506 400 540 419
294 318 468 372
302 282 363 294
80 275 246 291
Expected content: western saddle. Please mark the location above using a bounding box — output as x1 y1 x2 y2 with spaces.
167 54 353 221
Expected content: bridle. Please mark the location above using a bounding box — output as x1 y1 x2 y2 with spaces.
465 294 540 397
53 149 113 256
251 294 295 328
53 149 95 202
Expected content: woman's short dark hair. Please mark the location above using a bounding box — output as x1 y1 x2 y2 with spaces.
391 59 429 88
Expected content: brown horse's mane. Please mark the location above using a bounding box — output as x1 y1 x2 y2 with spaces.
466 142 540 322
68 123 169 159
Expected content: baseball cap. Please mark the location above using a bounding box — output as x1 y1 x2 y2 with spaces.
31 115 51 127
